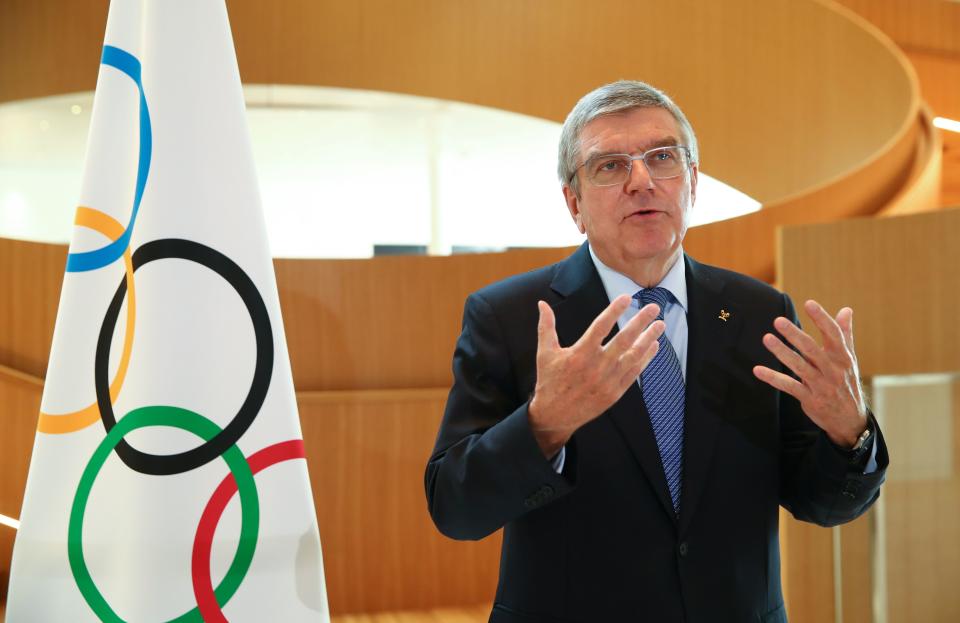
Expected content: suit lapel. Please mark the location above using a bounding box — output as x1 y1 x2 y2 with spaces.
550 243 677 521
549 243 610 348
607 385 678 520
678 256 744 535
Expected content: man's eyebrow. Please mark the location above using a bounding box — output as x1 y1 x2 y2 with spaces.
583 136 682 159
638 136 681 152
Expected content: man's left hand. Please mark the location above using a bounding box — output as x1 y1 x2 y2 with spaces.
752 300 868 448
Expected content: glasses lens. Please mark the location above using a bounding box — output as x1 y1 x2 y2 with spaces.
582 147 689 186
586 155 632 185
644 147 687 179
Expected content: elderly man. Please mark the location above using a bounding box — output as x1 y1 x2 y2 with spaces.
424 80 887 623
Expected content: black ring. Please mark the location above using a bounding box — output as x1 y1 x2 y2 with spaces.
95 238 273 475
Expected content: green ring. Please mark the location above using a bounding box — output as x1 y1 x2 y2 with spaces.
68 405 260 622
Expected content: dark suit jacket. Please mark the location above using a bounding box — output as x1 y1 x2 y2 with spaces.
425 243 887 623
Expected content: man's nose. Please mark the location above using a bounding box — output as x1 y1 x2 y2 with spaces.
624 158 655 192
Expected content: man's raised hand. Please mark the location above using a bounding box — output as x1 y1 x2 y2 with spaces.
528 295 664 458
753 300 868 447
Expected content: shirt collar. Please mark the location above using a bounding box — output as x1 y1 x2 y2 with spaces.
588 244 688 312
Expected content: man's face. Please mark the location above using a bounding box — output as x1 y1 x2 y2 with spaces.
563 107 698 273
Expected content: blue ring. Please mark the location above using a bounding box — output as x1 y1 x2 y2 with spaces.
66 45 151 273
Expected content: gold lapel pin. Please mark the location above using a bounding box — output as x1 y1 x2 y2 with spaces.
718 309 731 322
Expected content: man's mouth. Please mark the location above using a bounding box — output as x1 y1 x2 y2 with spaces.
626 209 661 219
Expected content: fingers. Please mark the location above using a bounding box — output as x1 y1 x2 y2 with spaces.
761 332 814 380
537 301 560 353
580 294 633 347
753 365 809 401
804 300 847 354
836 306 855 350
605 302 660 354
618 321 663 382
772 316 827 371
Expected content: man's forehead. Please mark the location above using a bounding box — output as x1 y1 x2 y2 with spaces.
578 107 682 156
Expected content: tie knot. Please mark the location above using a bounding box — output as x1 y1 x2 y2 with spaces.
635 287 671 318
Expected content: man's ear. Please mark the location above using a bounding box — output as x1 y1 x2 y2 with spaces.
563 184 586 234
689 164 699 206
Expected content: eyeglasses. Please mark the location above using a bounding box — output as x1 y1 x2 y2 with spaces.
571 146 693 186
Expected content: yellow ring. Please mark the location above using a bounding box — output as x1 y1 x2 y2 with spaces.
37 207 136 434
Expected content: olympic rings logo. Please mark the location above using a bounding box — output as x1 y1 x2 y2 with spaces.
37 45 310 622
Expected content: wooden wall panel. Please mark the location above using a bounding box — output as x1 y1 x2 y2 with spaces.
0 0 919 207
839 511 875 623
780 508 874 623
779 511 837 622
0 0 109 103
779 207 960 378
0 366 42 615
276 248 569 391
0 239 66 379
332 606 487 623
0 366 42 519
286 389 500 615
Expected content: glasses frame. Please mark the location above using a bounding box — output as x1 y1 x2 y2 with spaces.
569 145 693 186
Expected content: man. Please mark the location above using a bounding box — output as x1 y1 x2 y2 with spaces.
424 80 887 622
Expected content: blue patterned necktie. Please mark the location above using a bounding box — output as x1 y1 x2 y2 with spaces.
635 287 685 514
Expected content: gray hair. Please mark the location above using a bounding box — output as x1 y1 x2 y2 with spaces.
557 80 699 195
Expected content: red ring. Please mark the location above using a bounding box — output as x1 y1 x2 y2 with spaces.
191 440 307 622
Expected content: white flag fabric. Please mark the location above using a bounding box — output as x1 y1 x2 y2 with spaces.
7 1 330 621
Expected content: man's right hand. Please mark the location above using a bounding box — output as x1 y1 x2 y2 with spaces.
528 295 664 458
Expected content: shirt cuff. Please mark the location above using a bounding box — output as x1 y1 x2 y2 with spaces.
550 446 566 474
863 436 879 474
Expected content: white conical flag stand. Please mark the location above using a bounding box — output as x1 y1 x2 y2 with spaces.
7 1 330 621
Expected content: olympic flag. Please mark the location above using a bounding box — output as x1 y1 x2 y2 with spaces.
6 1 330 621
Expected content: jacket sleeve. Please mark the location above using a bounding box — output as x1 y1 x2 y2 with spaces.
777 293 889 527
424 292 575 541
